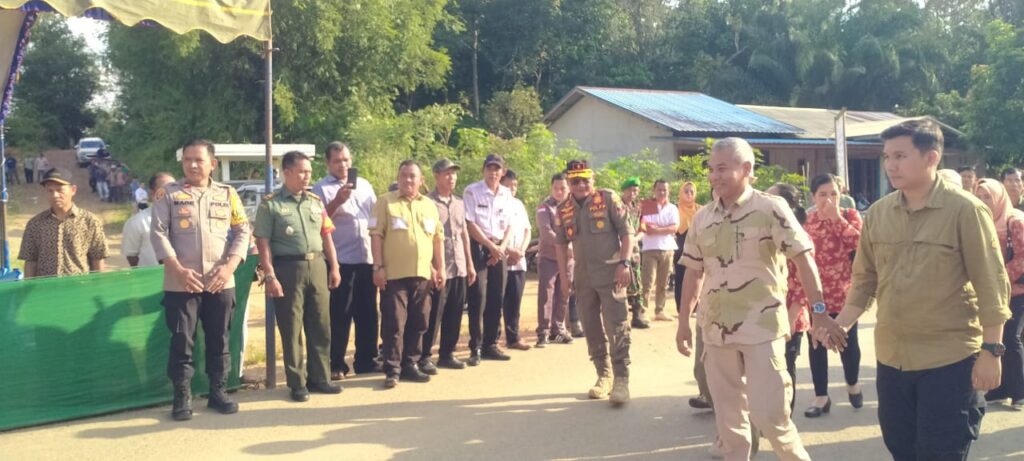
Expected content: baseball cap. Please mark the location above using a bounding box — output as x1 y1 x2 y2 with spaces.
39 168 73 186
484 154 506 168
432 158 462 174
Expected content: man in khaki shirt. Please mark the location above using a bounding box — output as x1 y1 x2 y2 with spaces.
676 138 834 461
371 160 445 388
822 120 1011 461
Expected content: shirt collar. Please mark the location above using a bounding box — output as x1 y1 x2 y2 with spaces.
50 205 79 219
326 174 344 184
893 176 946 210
712 185 754 213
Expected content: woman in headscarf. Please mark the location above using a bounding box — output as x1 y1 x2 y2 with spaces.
975 178 1024 410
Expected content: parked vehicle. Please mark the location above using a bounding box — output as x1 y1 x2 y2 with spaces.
75 137 106 167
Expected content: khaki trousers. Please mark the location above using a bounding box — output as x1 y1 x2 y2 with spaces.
640 250 673 314
577 279 631 378
705 338 810 461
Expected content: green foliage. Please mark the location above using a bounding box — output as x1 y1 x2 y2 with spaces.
594 149 672 192
964 20 1024 165
482 84 544 138
7 16 99 149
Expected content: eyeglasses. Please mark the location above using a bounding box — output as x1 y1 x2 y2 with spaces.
570 178 589 186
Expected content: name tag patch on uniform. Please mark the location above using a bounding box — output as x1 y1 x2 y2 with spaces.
392 217 409 230
423 219 437 234
174 192 191 201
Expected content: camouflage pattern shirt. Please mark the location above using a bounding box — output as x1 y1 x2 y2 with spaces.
681 186 813 346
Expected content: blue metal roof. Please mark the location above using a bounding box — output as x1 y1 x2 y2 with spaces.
677 137 879 146
577 87 804 135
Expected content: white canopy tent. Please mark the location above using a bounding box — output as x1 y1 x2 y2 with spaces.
175 143 315 182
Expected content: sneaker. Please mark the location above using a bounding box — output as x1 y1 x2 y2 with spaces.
481 346 512 361
588 376 613 399
535 336 550 348
551 333 574 344
609 377 630 405
507 341 532 351
571 321 585 338
1011 399 1024 411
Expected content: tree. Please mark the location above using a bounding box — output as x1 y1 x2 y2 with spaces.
8 16 99 149
482 84 543 138
964 20 1024 165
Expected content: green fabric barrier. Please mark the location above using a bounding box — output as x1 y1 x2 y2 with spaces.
0 256 258 431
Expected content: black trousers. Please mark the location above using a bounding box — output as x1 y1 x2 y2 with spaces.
809 313 861 396
673 231 688 313
379 277 431 374
878 356 984 461
502 270 526 345
785 331 803 412
328 263 379 374
424 276 467 359
468 241 506 350
163 289 236 384
989 294 1024 400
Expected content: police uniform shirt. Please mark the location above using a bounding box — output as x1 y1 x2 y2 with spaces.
151 180 251 292
253 188 336 256
554 189 632 286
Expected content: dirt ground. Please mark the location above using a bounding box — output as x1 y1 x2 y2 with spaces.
2 151 1022 460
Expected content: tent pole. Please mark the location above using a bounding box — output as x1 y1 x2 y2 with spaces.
0 122 8 272
263 20 277 389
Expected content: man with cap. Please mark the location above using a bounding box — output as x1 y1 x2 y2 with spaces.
151 139 250 420
20 168 108 278
554 160 634 405
312 141 382 380
422 158 477 371
619 177 650 329
255 150 343 402
463 153 515 364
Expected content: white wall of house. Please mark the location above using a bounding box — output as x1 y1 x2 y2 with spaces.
548 96 676 166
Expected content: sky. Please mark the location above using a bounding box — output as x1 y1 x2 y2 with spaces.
66 16 107 54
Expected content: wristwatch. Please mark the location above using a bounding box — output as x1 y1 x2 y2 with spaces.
264 274 276 282
619 259 630 268
812 302 827 314
981 342 1006 357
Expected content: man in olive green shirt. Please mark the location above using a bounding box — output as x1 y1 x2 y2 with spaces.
255 151 342 402
822 120 1011 461
370 160 445 389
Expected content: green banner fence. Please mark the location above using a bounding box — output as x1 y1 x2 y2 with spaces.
0 256 258 431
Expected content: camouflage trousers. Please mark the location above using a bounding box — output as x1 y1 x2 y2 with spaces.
626 253 645 316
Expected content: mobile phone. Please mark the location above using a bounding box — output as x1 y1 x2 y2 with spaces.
347 167 358 187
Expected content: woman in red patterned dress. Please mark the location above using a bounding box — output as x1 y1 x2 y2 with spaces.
802 174 863 418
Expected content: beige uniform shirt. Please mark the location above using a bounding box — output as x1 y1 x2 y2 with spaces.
681 187 813 346
554 189 632 288
151 180 250 292
847 177 1011 371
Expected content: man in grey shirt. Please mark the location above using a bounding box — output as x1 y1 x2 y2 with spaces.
312 142 381 379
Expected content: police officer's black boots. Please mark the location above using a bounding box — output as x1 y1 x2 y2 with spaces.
207 378 239 415
172 381 193 421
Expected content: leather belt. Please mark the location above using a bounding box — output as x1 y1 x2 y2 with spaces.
274 253 320 261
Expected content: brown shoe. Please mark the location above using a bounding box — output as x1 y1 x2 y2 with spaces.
507 342 532 351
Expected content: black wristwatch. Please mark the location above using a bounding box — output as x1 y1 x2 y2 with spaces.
981 342 1006 357
619 259 630 268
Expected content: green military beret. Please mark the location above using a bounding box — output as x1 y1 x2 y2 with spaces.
620 177 640 190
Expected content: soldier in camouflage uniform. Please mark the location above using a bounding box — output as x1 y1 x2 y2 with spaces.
675 138 825 461
619 178 650 329
555 160 634 406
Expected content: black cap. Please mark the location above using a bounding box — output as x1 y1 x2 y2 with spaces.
432 158 461 174
39 168 72 186
484 154 506 168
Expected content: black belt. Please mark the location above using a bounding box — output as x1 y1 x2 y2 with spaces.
274 253 320 261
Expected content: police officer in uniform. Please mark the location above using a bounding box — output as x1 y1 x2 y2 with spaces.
554 160 634 406
255 151 343 402
151 139 251 421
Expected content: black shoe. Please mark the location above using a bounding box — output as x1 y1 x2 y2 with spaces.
985 390 1009 403
688 396 713 410
481 346 511 361
551 333 574 344
571 322 585 338
418 359 439 375
467 350 481 367
631 318 651 329
849 392 863 409
354 362 384 375
172 383 193 421
207 381 239 415
290 388 310 402
535 336 550 348
438 355 466 369
400 365 431 383
307 382 343 394
384 374 399 388
804 398 831 418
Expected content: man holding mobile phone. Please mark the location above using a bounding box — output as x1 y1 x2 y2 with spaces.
313 142 382 381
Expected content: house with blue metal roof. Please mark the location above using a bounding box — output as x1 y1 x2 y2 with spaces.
544 86 970 202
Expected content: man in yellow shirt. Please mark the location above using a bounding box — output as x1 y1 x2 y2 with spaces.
371 160 445 388
821 120 1011 461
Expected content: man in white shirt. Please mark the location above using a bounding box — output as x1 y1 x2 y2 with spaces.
463 154 515 364
134 184 150 211
312 141 381 379
122 172 175 267
501 170 532 351
640 179 679 321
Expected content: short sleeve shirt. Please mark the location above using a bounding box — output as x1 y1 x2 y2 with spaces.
429 190 468 279
370 191 443 280
681 187 813 346
19 205 108 277
122 208 158 267
253 189 335 256
506 197 532 272
463 180 513 241
641 202 680 251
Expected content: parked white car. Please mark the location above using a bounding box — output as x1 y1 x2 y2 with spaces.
75 137 106 167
